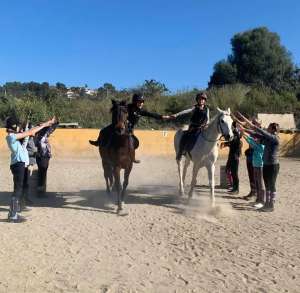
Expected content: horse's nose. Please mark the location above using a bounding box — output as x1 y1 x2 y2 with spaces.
225 134 232 141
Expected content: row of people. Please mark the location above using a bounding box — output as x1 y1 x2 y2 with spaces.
238 113 280 212
223 113 280 212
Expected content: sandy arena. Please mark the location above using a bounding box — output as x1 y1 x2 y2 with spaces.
0 155 299 292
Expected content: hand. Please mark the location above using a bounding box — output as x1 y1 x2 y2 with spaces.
46 116 56 126
162 115 175 120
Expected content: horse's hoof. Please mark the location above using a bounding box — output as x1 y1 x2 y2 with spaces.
209 205 221 216
178 190 185 197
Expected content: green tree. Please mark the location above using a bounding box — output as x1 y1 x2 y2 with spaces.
209 27 296 91
208 60 237 87
140 79 169 97
97 83 116 99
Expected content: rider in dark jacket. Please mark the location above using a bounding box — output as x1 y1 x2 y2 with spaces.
89 93 169 163
171 92 210 161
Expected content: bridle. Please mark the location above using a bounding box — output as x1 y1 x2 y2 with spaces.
113 104 129 134
201 113 231 143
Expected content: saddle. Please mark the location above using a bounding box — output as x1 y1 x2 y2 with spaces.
181 128 202 154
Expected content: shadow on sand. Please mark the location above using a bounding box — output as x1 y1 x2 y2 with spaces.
0 183 243 217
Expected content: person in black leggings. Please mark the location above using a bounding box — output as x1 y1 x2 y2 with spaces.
35 122 58 196
221 122 243 195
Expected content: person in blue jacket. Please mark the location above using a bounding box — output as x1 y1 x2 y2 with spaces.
243 131 265 209
5 116 56 222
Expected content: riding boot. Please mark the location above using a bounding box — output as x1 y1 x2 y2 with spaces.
89 140 99 146
132 150 141 164
8 196 23 222
259 190 274 212
130 136 140 163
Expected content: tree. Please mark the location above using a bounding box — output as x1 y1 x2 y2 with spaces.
209 27 296 90
56 82 67 92
140 79 169 97
208 60 237 87
97 83 116 99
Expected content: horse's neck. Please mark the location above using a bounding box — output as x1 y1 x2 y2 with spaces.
202 116 221 144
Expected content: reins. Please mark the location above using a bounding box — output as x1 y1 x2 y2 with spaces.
200 116 225 143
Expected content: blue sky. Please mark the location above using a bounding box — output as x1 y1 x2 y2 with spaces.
0 0 299 92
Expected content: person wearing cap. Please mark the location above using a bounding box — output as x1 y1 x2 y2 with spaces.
5 116 56 222
89 93 170 163
170 92 210 161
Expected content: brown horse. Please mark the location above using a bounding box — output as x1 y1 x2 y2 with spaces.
99 100 134 214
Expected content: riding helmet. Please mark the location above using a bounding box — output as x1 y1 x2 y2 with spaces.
195 92 207 102
5 116 19 131
132 93 145 104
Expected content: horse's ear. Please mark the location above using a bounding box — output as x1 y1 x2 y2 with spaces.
227 108 231 115
111 99 117 105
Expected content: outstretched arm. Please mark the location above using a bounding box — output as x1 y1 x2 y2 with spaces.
15 117 56 140
170 108 194 119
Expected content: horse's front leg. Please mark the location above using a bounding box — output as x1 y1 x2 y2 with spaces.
113 167 122 212
121 163 132 209
103 165 112 194
177 159 185 196
182 157 190 185
207 163 216 207
188 163 200 199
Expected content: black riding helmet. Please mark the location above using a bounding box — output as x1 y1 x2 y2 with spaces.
195 92 208 102
132 93 145 104
5 116 19 131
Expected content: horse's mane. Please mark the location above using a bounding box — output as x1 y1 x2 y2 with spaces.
209 108 231 123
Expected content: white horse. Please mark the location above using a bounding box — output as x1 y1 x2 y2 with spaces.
174 108 234 206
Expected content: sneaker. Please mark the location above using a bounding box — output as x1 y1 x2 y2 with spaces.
8 213 26 223
260 201 274 212
254 202 264 209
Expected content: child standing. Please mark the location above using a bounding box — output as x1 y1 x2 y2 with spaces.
243 132 265 208
5 117 56 222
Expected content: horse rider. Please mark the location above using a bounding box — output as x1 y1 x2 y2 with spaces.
171 92 210 161
89 93 170 163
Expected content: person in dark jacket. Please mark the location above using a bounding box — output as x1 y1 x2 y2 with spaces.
171 92 210 161
35 121 59 196
89 93 169 163
221 122 243 194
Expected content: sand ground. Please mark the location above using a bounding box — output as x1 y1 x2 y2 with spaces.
0 155 299 293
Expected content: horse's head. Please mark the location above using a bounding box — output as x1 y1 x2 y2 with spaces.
216 107 234 141
111 100 128 134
